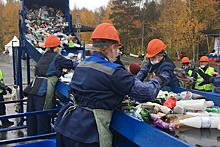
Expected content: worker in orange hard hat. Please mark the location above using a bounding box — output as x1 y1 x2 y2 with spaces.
179 57 197 89
181 57 196 76
55 23 168 147
181 57 190 68
25 35 78 136
194 56 217 92
136 39 179 91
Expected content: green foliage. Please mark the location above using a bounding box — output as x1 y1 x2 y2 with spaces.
110 0 142 54
0 1 20 52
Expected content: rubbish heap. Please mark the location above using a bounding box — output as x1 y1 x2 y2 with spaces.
24 5 82 56
120 90 220 132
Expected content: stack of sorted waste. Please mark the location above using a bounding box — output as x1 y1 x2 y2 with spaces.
120 90 220 133
24 5 82 55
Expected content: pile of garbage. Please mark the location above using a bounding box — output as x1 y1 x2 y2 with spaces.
120 90 220 132
24 5 82 55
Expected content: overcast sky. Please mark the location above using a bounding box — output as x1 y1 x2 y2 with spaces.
70 0 110 11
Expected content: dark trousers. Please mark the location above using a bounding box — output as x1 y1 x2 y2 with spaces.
0 93 7 124
56 132 99 147
27 95 51 136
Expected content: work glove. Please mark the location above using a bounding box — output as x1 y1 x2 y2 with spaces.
6 86 12 94
197 69 215 86
154 75 167 86
174 68 194 84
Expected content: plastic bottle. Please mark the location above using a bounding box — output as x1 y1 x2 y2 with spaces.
173 105 185 114
206 101 215 108
142 102 172 114
180 91 193 100
186 111 220 117
142 102 160 112
176 99 207 111
191 93 205 99
150 114 179 131
179 116 220 128
160 105 172 114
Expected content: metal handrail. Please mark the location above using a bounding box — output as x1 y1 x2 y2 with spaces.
0 132 56 145
0 108 59 120
0 99 27 104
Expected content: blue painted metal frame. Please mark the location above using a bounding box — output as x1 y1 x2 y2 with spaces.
12 46 26 125
2 133 56 145
12 138 56 147
2 0 85 144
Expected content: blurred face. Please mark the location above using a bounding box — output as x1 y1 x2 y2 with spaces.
182 63 189 69
200 61 208 68
108 43 119 61
54 46 61 54
127 66 131 74
149 54 163 65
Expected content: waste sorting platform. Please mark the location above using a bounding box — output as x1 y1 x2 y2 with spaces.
54 82 220 147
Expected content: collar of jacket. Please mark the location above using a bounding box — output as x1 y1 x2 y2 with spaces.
201 65 208 71
149 56 165 69
92 51 110 62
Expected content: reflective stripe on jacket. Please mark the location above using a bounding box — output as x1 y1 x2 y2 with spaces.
195 66 214 91
188 69 193 76
0 69 3 93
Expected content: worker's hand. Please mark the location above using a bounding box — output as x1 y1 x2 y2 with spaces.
154 75 167 86
174 68 193 84
197 69 215 86
211 71 218 76
6 86 12 94
185 77 194 86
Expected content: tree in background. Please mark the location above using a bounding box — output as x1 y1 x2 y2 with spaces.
0 0 219 63
152 0 219 61
190 0 219 61
157 0 190 60
70 4 112 45
70 8 96 45
98 0 113 23
110 0 141 55
142 1 161 53
0 0 20 52
0 1 4 51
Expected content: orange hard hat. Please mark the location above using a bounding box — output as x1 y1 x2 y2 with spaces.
90 23 120 44
199 56 209 62
181 57 190 63
45 35 61 48
146 39 166 58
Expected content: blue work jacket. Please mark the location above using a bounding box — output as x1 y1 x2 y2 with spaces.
213 74 220 86
136 56 179 91
28 50 76 96
55 52 163 143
